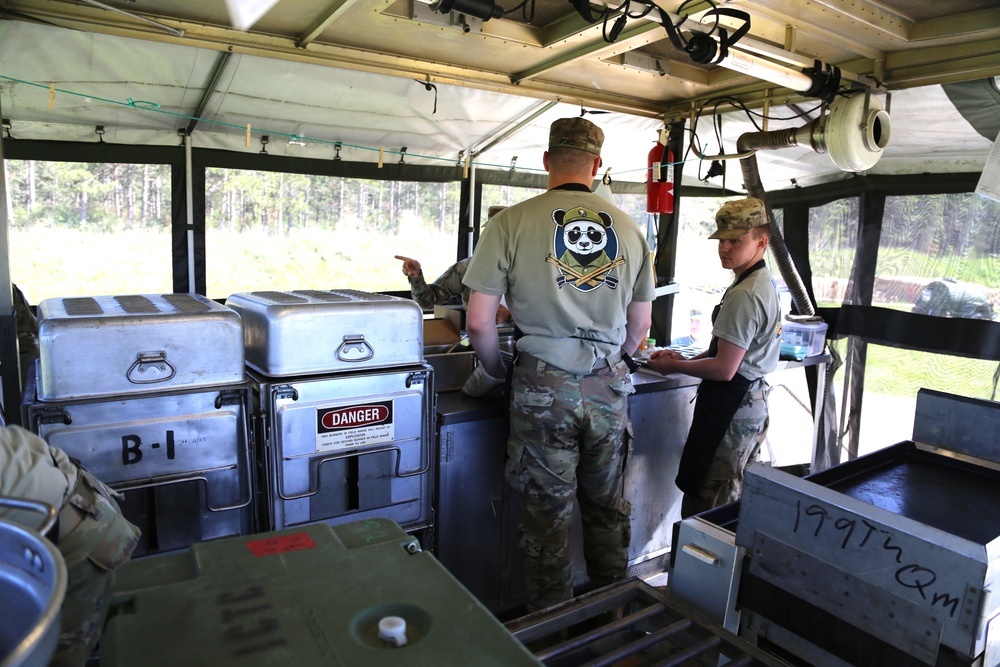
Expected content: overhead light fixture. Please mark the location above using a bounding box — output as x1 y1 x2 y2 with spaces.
654 6 842 102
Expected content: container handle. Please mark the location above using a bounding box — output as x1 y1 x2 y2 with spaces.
127 351 176 384
0 496 58 536
275 441 430 501
337 335 374 362
681 543 722 567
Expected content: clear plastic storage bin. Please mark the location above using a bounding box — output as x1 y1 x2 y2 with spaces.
781 320 828 357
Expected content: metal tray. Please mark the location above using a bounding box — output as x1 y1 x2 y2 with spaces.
226 289 423 377
36 293 244 401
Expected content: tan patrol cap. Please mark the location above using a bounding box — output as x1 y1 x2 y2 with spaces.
708 198 768 240
548 117 604 156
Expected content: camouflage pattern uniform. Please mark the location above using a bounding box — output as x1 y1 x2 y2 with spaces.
0 426 141 667
13 284 40 385
680 377 770 517
506 354 635 611
408 257 471 310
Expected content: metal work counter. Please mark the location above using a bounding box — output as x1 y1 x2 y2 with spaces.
431 351 830 614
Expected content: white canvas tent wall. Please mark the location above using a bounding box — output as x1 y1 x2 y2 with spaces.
0 13 997 191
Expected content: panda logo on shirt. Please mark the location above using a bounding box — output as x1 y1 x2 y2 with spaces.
547 206 625 292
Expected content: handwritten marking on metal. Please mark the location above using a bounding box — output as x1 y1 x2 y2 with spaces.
792 500 961 618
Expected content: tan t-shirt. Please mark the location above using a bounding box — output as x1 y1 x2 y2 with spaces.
463 187 655 374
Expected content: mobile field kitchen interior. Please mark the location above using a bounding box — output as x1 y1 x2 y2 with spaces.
0 0 999 665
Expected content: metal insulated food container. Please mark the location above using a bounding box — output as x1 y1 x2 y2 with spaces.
28 293 253 557
225 289 424 377
36 293 244 401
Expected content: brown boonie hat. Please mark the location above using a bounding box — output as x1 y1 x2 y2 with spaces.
708 198 768 239
549 117 604 156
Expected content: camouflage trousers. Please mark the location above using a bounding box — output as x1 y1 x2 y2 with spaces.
681 377 770 518
505 354 635 612
52 470 141 667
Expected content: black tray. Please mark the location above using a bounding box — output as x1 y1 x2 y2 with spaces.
806 440 1000 546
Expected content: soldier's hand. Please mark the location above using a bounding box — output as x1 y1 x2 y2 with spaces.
496 304 512 325
394 255 422 278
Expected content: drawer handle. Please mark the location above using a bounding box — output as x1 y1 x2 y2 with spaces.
127 351 176 384
338 335 374 362
681 543 721 567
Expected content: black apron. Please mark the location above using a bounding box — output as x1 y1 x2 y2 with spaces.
674 260 766 496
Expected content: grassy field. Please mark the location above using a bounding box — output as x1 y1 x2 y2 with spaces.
11 217 459 303
854 344 997 400
11 225 998 402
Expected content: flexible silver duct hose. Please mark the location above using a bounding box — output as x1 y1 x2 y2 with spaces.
737 131 816 317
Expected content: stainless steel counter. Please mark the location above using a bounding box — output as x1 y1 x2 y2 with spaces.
430 350 831 614
630 367 702 393
436 388 505 425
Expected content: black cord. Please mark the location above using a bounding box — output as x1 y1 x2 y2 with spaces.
414 79 438 114
503 0 535 24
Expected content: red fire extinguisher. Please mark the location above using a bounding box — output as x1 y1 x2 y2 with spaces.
647 129 674 214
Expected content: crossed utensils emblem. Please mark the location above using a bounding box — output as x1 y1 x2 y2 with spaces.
546 254 625 289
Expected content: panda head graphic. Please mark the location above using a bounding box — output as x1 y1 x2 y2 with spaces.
553 207 613 265
549 206 623 291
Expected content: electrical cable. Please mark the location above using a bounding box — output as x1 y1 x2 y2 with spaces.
502 0 535 24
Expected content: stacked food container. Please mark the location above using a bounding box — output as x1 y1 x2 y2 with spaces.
224 289 433 535
21 293 255 556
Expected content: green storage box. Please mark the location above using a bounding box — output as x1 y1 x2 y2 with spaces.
101 519 540 666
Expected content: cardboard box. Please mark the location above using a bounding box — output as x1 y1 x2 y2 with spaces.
424 318 461 346
433 304 464 332
781 320 828 357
